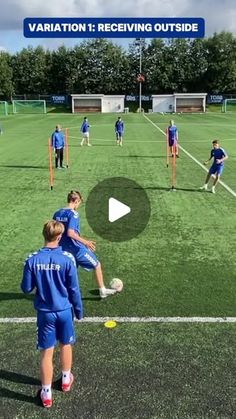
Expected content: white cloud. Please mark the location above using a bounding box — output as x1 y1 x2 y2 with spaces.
1 0 236 36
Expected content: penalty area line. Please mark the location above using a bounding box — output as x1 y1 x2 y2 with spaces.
143 114 236 198
1 317 236 323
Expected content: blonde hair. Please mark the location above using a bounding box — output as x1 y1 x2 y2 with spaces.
42 220 64 242
67 190 83 203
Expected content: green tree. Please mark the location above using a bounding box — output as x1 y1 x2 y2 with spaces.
49 46 76 94
0 52 14 98
144 39 169 93
186 39 208 92
76 39 130 94
12 46 48 94
204 32 236 93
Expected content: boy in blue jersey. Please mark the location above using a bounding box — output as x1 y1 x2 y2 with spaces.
200 140 228 194
53 191 116 299
51 125 65 168
115 116 124 146
80 116 91 146
168 120 179 157
21 220 83 408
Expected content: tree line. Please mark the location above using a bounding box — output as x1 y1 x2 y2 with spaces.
0 32 236 99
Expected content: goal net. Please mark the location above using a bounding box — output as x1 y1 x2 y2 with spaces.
12 100 46 114
0 101 8 115
222 98 236 113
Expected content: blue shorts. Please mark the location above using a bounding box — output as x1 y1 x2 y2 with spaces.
209 164 224 176
116 131 123 139
37 308 75 350
169 139 177 147
73 245 99 271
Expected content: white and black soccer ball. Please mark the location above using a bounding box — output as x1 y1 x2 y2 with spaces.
110 278 123 293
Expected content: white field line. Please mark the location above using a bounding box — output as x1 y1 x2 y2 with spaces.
143 114 236 198
69 135 236 144
1 317 236 324
70 136 164 143
66 123 147 130
70 135 236 144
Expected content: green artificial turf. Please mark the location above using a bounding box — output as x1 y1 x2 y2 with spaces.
0 323 236 418
0 111 236 418
0 112 236 317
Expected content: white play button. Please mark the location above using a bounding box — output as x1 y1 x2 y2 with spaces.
108 197 131 223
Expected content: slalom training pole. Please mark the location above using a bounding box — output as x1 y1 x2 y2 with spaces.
48 137 54 190
65 128 69 168
166 128 169 168
171 144 177 191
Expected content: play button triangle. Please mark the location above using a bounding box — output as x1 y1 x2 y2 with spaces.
108 197 131 223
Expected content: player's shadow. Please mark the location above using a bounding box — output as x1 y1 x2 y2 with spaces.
0 370 41 406
0 292 34 302
0 291 100 302
82 289 101 301
69 144 114 147
92 144 116 147
0 370 62 406
0 370 40 386
175 187 208 193
116 155 166 158
0 387 41 405
0 164 47 169
136 186 203 193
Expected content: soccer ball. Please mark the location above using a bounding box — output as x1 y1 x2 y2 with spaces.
110 278 123 293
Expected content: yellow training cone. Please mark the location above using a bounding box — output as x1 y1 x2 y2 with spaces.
104 320 117 329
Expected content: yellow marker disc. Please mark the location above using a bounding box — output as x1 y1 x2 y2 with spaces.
104 320 117 329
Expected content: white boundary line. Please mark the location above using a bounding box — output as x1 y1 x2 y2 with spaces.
69 135 236 144
143 114 236 198
70 136 164 143
1 317 236 323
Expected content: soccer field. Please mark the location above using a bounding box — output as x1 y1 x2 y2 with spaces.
0 112 236 417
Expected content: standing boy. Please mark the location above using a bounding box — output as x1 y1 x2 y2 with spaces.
167 120 179 157
115 116 124 146
21 220 83 408
80 117 91 146
51 125 65 168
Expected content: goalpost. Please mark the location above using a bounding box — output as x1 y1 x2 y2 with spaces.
222 98 236 113
0 101 8 115
12 100 46 114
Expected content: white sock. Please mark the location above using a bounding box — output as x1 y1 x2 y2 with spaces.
41 385 52 398
62 370 71 384
99 286 106 292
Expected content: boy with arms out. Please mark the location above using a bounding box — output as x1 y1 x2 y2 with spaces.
200 140 228 194
80 116 91 146
21 220 83 408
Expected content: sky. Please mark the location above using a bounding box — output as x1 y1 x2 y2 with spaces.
0 0 236 53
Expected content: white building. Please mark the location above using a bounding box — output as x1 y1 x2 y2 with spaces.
152 93 207 113
71 94 125 113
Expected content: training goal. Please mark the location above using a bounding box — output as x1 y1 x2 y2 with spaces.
222 98 236 113
0 101 8 115
12 100 46 114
